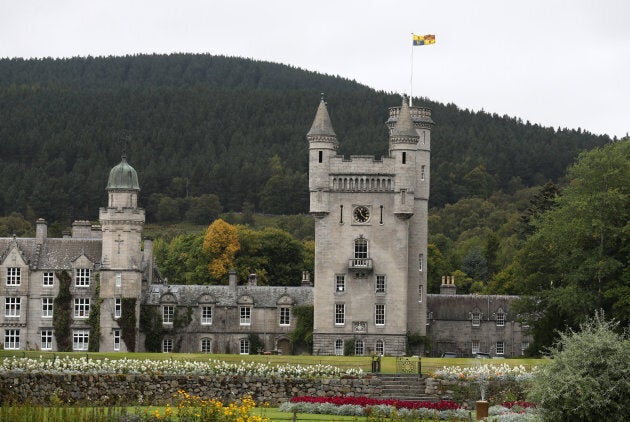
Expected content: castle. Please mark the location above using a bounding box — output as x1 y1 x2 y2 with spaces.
0 97 530 357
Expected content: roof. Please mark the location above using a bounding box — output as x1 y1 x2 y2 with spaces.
427 294 521 320
307 97 337 138
106 156 140 190
390 97 419 139
0 237 102 270
144 284 313 307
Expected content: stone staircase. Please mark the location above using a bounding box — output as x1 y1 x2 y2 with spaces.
370 374 438 402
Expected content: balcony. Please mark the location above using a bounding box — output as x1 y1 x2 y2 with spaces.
348 258 373 273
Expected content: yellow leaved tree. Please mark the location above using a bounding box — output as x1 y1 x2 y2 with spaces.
203 219 241 282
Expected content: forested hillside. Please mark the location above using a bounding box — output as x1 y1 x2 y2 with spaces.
0 54 612 226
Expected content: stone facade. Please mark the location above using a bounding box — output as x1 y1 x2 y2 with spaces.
309 96 432 356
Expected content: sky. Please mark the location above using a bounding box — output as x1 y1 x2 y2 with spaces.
1 0 629 139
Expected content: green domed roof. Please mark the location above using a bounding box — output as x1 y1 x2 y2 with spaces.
106 156 140 190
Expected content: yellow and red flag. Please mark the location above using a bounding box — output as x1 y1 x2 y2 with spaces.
413 34 436 46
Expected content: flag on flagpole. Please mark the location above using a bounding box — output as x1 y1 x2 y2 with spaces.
412 34 436 46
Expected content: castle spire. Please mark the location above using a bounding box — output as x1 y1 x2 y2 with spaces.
307 93 337 138
390 95 419 139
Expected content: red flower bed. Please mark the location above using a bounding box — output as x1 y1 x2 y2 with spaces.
290 396 460 411
501 401 537 409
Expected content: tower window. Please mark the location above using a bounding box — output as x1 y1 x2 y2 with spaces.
318 151 323 163
421 165 426 181
402 151 406 164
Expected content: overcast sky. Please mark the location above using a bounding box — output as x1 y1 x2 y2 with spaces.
1 0 628 138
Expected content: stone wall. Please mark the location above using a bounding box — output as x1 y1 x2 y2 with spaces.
0 373 379 406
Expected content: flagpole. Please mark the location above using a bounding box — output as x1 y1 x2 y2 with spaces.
410 33 414 106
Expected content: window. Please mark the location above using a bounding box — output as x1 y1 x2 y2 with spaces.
496 341 505 355
472 312 481 327
6 268 20 286
113 329 121 351
114 298 121 319
4 329 20 349
318 150 323 163
334 339 344 356
335 274 345 292
375 339 384 356
375 304 385 326
402 151 406 164
496 312 505 327
42 297 53 318
521 342 530 354
279 307 291 326
426 311 432 326
335 304 345 325
418 254 424 272
75 268 91 287
5 297 21 317
472 340 480 355
201 338 212 353
376 275 386 293
354 339 364 356
201 306 212 325
421 165 425 181
41 330 53 350
74 298 90 318
162 338 173 353
240 338 250 355
354 238 368 260
115 273 122 287
418 284 423 303
43 272 54 287
239 306 251 326
73 329 89 351
163 305 174 324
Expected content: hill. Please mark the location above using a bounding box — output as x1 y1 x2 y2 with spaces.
0 54 612 225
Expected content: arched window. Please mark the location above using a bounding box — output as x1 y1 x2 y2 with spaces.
335 339 344 356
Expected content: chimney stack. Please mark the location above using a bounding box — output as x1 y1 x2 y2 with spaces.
35 218 47 243
440 275 457 295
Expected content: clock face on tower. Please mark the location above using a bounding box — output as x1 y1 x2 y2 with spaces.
353 206 370 223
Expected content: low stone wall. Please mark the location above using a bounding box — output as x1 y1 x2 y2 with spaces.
0 373 380 406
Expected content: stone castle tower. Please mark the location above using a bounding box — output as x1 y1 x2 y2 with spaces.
98 156 145 352
308 96 433 356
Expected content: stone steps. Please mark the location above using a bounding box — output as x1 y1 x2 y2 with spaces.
369 374 438 402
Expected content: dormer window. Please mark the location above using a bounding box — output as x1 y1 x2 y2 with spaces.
6 268 20 286
75 269 91 287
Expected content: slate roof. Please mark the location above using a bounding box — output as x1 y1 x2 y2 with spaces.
144 284 313 308
0 237 102 270
307 98 337 138
427 294 520 320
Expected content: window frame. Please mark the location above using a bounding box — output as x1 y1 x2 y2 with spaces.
472 340 480 355
375 304 385 326
375 339 385 356
4 329 20 350
42 297 54 318
239 338 250 355
334 303 345 326
113 329 121 351
41 329 53 350
375 275 386 293
73 329 89 351
5 297 21 317
496 312 505 327
201 306 213 325
6 267 21 286
114 298 122 319
279 307 291 326
354 339 364 356
75 268 91 287
239 306 252 326
496 341 505 356
335 274 346 292
162 338 173 353
163 305 174 324
334 339 344 356
201 338 212 353
472 312 481 327
74 298 90 319
43 272 54 287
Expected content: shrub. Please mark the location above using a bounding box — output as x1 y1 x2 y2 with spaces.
527 312 630 421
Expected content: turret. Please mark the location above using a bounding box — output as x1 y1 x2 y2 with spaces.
308 94 338 215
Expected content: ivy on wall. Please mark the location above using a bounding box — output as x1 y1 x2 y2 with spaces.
53 271 72 351
139 305 192 352
87 277 102 352
120 298 137 352
290 305 313 353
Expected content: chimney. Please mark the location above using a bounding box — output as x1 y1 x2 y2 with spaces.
229 270 238 292
248 273 257 286
35 218 47 243
91 224 102 239
302 271 312 286
71 220 92 238
440 275 457 295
